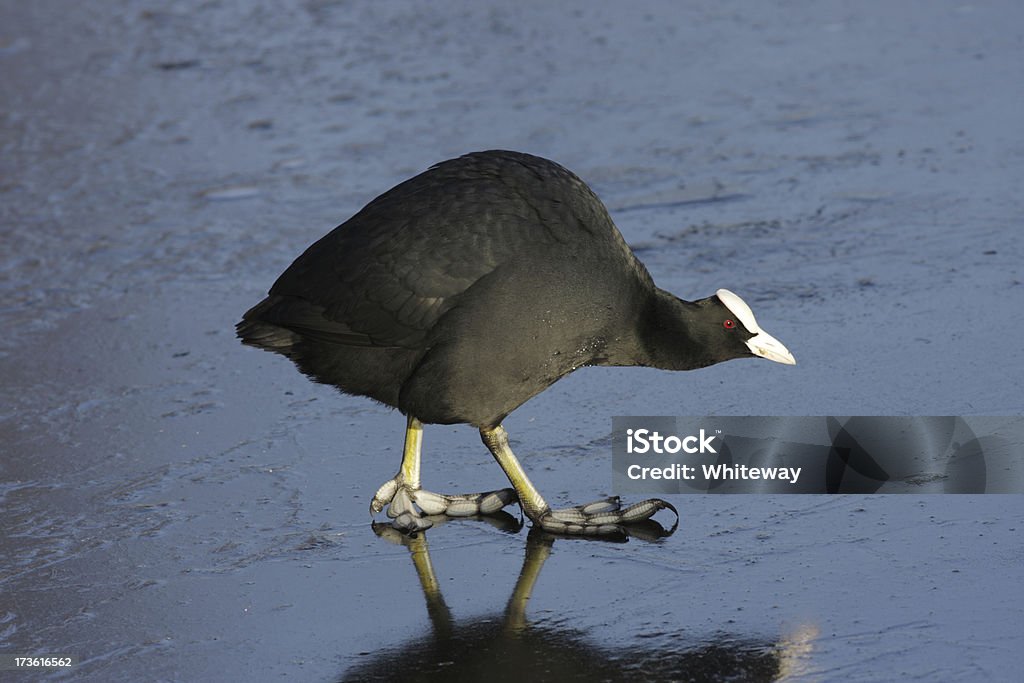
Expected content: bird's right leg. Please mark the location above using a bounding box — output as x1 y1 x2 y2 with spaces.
481 424 677 537
370 415 517 533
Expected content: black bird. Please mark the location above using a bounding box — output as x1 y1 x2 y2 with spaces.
237 151 795 536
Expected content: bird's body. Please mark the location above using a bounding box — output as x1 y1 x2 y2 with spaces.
239 151 795 536
241 151 653 426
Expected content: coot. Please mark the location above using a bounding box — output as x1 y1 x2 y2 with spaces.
238 150 795 536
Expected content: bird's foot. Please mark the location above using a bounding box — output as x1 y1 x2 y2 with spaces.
533 497 678 538
370 477 517 534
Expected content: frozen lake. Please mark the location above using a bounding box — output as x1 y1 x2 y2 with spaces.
2 1 1022 680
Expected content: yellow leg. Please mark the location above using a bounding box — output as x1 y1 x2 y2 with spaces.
481 425 550 521
401 415 423 490
370 416 517 533
369 415 423 515
481 423 678 537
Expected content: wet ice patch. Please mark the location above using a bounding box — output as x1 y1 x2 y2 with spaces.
199 184 261 201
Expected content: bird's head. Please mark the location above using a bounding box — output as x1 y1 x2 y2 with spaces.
686 289 796 367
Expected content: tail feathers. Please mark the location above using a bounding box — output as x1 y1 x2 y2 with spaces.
237 294 382 350
236 297 303 353
236 317 300 351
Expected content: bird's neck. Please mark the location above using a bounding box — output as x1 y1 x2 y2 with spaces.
631 289 713 371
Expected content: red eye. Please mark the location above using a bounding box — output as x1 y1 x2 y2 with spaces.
723 319 736 329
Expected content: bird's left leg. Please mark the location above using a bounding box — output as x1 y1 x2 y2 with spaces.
370 415 517 533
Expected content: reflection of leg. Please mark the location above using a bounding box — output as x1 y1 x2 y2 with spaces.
370 415 517 533
408 532 454 637
371 523 454 637
505 533 554 634
481 424 678 536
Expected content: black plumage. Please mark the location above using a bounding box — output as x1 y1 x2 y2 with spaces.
238 150 794 536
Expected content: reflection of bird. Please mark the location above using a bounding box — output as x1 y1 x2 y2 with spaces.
338 524 817 682
238 151 795 536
